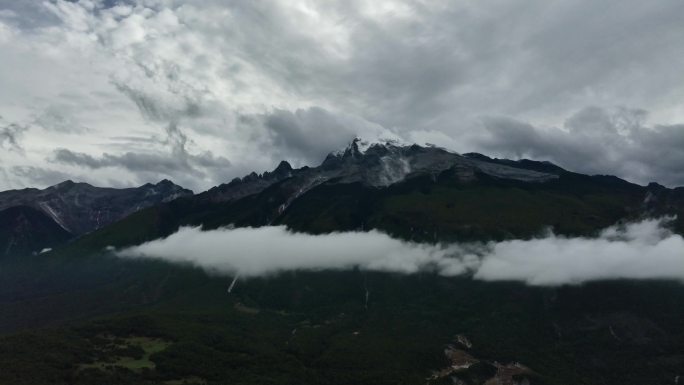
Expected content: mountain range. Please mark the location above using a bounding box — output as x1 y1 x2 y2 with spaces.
0 179 191 256
1 139 683 385
25 138 684 258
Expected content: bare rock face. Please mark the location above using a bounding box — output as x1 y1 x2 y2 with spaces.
202 138 559 205
203 161 294 203
0 179 193 235
318 139 558 186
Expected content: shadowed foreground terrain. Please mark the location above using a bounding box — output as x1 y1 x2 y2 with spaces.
1 252 683 385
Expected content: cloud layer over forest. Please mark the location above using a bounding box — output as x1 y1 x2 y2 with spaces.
118 217 684 286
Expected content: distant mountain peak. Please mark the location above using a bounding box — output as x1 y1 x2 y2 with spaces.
155 179 176 186
204 160 295 203
0 180 193 236
51 180 78 190
275 160 293 171
462 153 566 174
265 161 293 179
330 137 410 159
203 139 564 208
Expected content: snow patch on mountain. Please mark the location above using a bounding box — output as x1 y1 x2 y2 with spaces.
38 201 70 232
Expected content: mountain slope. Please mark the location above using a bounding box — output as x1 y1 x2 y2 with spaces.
0 179 193 256
54 140 684 257
200 139 558 206
0 206 73 257
0 179 193 236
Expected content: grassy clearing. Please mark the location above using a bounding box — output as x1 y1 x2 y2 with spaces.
79 335 172 372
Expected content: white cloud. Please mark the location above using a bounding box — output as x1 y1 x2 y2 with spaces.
118 217 684 286
118 225 479 277
475 217 684 285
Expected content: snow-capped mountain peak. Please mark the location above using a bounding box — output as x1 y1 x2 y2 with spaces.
329 136 410 158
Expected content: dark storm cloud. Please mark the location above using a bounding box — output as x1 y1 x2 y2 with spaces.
112 81 202 123
0 117 27 152
50 116 231 190
53 122 230 190
54 147 230 175
263 107 397 164
53 147 230 190
113 82 170 122
11 166 77 187
53 148 101 168
478 107 684 187
220 0 684 135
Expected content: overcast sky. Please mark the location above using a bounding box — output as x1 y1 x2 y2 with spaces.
1 0 683 191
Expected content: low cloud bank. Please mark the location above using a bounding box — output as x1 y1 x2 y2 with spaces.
474 218 684 285
117 218 684 286
118 226 478 277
